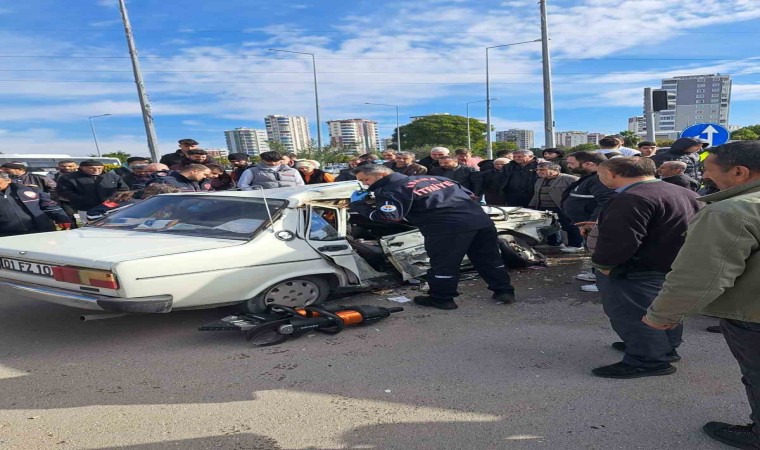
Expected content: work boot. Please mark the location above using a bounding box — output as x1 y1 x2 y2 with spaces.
610 342 682 362
413 296 458 310
703 422 760 449
591 361 676 379
706 325 723 334
492 291 516 304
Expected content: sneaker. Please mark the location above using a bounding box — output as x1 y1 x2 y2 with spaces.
591 361 676 379
413 296 458 310
706 325 722 334
611 342 682 362
575 272 597 282
560 246 586 254
703 422 760 449
492 291 516 304
581 284 599 292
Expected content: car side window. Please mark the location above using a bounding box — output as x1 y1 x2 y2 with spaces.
309 207 341 241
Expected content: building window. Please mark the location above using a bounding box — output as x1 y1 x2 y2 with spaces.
697 83 706 87
696 94 704 98
696 100 704 104
696 115 703 119
696 89 705 93
712 93 720 97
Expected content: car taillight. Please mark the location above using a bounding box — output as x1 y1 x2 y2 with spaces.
52 266 119 289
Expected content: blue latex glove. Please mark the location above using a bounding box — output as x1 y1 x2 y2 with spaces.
350 190 369 203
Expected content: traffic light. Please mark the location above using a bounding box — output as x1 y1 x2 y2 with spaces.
653 90 669 112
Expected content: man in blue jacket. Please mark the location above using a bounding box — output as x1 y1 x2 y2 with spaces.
349 165 515 310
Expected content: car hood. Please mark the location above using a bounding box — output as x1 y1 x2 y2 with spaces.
0 229 242 270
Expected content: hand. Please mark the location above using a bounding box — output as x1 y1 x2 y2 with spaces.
57 223 72 230
598 269 611 276
574 221 596 237
641 315 680 330
350 191 369 203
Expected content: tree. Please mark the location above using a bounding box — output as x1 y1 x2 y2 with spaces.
731 126 760 141
570 143 599 152
619 130 641 148
93 151 131 163
393 115 488 155
656 139 675 147
267 140 287 153
492 141 519 152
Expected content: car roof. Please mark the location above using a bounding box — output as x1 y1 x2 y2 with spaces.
176 181 362 206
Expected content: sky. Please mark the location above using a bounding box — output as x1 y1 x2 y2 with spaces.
0 0 759 157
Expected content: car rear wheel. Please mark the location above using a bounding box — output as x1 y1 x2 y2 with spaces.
497 234 546 269
241 276 330 314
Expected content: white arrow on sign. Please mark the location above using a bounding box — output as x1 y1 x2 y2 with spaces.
697 125 719 147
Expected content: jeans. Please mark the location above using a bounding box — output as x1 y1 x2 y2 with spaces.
721 318 760 435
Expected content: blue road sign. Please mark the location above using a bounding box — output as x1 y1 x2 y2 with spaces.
680 123 730 147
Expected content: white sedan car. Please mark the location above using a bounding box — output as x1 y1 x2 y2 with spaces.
0 182 557 314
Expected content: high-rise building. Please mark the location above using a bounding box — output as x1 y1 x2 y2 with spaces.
327 119 380 154
204 148 229 159
264 115 311 153
224 128 270 156
586 132 606 145
554 131 590 148
495 129 535 150
651 74 731 134
627 116 646 134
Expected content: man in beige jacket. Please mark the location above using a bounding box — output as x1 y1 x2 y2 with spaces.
644 141 760 449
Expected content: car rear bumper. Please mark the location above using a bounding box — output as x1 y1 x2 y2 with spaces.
0 278 173 313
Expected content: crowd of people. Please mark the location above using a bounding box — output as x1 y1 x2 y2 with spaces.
1 134 760 448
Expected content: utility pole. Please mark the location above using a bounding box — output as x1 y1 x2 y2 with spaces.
644 88 656 142
539 0 556 148
88 114 112 157
118 0 160 162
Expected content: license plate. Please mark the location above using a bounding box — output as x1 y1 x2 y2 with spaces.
0 258 55 278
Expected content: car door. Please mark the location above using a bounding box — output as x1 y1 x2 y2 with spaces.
303 205 362 284
378 230 431 281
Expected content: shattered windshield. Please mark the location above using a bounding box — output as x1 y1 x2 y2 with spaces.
89 195 286 240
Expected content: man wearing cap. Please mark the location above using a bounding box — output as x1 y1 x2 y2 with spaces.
1 162 56 193
651 137 707 180
0 173 71 237
56 160 129 223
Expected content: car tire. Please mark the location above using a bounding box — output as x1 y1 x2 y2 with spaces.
497 234 546 269
240 276 331 314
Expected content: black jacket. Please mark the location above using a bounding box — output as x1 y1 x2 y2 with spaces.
55 170 130 211
148 171 212 192
499 160 540 207
350 173 491 236
481 169 506 205
159 150 218 168
662 174 700 191
11 173 56 193
560 172 616 222
592 180 701 274
388 162 428 176
651 139 702 180
429 165 482 195
417 156 440 171
0 183 70 236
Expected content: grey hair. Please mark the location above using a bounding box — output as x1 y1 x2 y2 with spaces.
353 164 394 176
396 151 416 158
512 149 533 156
430 146 450 154
710 141 760 172
662 161 687 171
0 172 10 180
537 162 562 172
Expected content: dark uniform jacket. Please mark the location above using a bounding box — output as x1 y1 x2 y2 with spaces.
662 174 700 191
11 173 56 193
56 170 130 211
592 180 702 275
350 173 491 236
159 150 218 168
388 162 428 176
499 159 540 207
0 183 70 236
560 172 616 222
429 165 482 195
148 171 212 192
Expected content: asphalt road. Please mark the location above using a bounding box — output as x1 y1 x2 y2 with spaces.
0 255 749 449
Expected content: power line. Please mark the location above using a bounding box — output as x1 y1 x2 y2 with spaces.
0 69 746 75
0 79 717 85
0 54 755 61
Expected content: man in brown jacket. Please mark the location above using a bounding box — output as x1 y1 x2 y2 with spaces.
528 162 581 249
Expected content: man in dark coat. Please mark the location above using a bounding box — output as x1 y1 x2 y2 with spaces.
112 156 151 181
498 150 540 207
386 151 428 176
158 139 218 168
651 137 707 180
417 147 449 171
0 173 71 237
657 161 700 191
481 157 510 205
55 160 130 223
148 164 213 192
429 156 482 195
1 163 56 193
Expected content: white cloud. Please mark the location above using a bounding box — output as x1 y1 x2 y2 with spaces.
95 0 117 8
733 84 760 100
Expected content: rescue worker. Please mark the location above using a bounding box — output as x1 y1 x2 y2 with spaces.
349 165 516 310
55 159 130 224
0 173 71 237
1 162 56 193
50 160 79 227
148 164 212 192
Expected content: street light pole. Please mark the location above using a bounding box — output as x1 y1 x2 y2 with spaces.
539 0 557 148
270 49 322 152
486 39 543 159
88 114 112 157
466 98 495 151
365 102 401 152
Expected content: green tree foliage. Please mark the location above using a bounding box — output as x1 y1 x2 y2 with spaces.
393 115 488 155
267 140 287 153
301 139 353 165
492 141 519 152
94 151 131 163
731 125 760 141
656 139 675 147
619 130 641 147
570 143 599 152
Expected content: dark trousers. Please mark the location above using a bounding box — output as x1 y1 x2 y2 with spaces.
720 319 760 435
543 207 584 247
597 272 683 367
424 226 514 300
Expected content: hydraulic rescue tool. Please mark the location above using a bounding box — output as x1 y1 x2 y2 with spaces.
199 304 403 346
